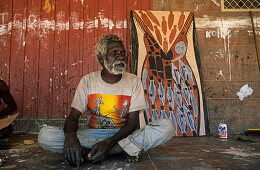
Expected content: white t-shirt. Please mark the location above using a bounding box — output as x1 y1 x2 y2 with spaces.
71 70 146 129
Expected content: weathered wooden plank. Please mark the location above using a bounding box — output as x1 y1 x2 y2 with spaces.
22 0 41 118
83 0 100 75
67 0 84 110
141 0 152 9
38 0 55 118
9 0 27 117
112 0 128 70
94 0 101 71
0 0 12 83
82 0 97 75
112 0 125 40
126 0 137 72
78 1 84 80
126 0 152 72
52 0 69 118
80 0 97 118
97 0 113 37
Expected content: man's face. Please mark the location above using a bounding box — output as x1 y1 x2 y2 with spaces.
103 41 127 75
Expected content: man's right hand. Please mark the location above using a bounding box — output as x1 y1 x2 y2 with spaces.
64 132 82 167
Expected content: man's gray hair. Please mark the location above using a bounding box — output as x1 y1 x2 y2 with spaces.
95 34 124 62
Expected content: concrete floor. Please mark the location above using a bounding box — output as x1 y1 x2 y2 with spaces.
0 132 259 169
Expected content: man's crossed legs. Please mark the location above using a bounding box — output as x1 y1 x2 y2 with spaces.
38 119 175 161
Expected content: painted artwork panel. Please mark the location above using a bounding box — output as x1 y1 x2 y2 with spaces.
130 10 210 136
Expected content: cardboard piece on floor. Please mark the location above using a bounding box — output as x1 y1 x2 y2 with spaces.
0 113 19 130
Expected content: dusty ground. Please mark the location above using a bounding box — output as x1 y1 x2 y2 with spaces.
0 132 259 169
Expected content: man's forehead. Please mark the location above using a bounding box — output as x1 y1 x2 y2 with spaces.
107 41 125 50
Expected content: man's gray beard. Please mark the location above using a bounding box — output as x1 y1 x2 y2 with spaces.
104 59 126 75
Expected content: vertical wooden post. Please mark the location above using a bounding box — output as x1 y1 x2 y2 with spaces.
250 11 260 72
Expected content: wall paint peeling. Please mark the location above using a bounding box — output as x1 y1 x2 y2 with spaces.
217 70 225 80
248 30 260 36
0 12 127 37
195 15 258 37
0 12 12 36
195 15 259 81
210 0 220 6
195 15 256 29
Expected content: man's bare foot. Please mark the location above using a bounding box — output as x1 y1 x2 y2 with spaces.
108 144 140 162
80 144 140 163
126 154 139 162
108 143 124 155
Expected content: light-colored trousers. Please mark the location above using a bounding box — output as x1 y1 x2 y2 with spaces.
38 119 175 156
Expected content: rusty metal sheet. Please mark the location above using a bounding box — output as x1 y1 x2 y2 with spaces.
0 0 12 83
37 0 55 118
67 0 84 112
82 0 96 74
9 0 27 118
52 0 69 118
23 0 41 118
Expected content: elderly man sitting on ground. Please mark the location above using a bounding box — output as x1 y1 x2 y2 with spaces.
38 34 175 167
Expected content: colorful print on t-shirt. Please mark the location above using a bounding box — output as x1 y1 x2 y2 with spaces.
88 93 131 129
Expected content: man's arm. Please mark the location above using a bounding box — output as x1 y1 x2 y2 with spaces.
0 80 17 118
88 110 139 163
107 110 139 145
64 108 82 167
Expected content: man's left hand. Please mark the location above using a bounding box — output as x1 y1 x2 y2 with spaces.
87 139 113 163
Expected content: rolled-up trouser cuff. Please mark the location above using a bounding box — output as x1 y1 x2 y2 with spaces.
118 136 141 157
118 119 175 157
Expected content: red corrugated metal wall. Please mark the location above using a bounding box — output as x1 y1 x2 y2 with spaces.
0 0 152 118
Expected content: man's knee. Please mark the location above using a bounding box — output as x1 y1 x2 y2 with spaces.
38 126 63 145
38 126 50 145
160 119 175 136
150 119 175 137
38 126 64 153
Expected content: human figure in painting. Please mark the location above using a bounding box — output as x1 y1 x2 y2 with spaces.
114 99 128 125
38 34 175 167
0 79 17 150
